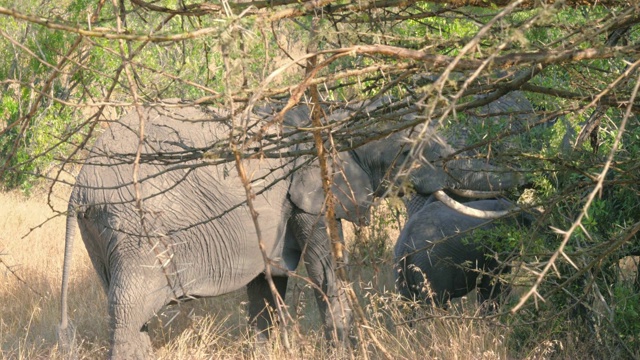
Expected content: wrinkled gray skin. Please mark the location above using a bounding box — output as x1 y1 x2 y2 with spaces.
395 195 522 310
58 101 520 359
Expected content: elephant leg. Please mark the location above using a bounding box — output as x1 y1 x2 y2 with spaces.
108 299 154 359
107 269 165 360
289 207 352 343
246 273 289 341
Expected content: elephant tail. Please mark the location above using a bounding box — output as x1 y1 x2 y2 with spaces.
57 200 77 358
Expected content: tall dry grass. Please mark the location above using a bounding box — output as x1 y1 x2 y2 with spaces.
0 186 106 358
0 187 617 359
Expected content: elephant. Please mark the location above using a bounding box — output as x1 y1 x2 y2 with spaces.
57 99 521 359
395 194 529 311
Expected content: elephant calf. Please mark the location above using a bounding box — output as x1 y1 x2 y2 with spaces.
395 195 525 310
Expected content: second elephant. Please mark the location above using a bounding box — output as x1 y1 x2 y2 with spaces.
395 195 525 309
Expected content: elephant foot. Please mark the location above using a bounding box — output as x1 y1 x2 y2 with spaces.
249 335 271 359
247 322 293 359
109 332 153 360
322 303 353 347
324 321 349 344
246 273 289 342
326 329 358 352
108 305 154 359
250 320 277 345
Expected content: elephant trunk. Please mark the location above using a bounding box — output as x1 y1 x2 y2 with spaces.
448 158 522 192
396 258 425 302
403 194 435 218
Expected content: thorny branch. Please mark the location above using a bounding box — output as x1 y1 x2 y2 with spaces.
127 0 633 18
513 64 640 313
0 247 44 298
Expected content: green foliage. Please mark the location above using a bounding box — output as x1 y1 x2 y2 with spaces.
0 95 25 190
611 283 640 350
0 97 79 192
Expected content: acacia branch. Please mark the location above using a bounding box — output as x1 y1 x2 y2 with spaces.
4 2 635 45
442 0 631 6
130 0 633 18
0 6 221 42
0 34 84 191
512 66 640 313
0 250 44 298
521 83 640 110
327 44 640 70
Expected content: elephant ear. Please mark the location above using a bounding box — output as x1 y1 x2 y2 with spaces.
289 152 373 225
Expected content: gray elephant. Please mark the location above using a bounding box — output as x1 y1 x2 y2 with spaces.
58 100 520 359
395 195 527 310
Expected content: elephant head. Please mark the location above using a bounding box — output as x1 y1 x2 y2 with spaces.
408 130 522 197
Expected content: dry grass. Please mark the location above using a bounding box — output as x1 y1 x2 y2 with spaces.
0 187 630 359
0 186 107 359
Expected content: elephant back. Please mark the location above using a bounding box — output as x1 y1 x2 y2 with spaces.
72 104 296 297
75 105 231 210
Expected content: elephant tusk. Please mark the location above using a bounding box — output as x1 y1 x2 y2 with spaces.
433 190 519 219
448 188 504 199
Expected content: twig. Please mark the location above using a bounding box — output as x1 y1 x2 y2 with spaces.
0 250 44 298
